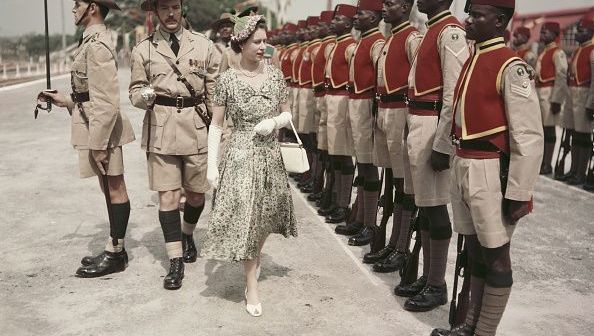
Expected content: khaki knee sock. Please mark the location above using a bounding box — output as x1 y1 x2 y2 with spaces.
421 228 431 277
474 286 512 336
427 238 450 286
465 275 486 327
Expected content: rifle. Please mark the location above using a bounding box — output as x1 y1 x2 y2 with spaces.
371 169 393 253
554 128 571 180
34 0 53 118
584 133 594 191
449 234 471 328
398 208 420 286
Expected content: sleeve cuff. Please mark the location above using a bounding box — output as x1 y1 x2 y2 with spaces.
504 188 532 202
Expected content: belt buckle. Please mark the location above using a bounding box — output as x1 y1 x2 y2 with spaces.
433 101 438 111
405 96 410 106
175 96 184 109
375 93 382 102
451 135 461 149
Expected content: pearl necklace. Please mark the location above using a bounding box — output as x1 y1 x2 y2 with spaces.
238 61 263 78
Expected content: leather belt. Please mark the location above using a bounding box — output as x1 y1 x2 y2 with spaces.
406 99 443 111
154 95 204 109
313 84 326 94
452 137 500 152
71 91 90 103
376 92 407 104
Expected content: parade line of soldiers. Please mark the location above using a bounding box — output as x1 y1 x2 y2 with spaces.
35 0 594 334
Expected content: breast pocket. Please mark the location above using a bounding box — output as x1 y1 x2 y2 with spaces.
71 61 89 92
142 109 169 150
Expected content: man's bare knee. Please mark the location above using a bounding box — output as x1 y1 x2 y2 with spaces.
185 191 205 207
159 189 182 211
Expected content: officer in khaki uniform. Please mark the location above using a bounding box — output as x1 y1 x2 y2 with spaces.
366 0 422 273
432 1 543 335
130 0 220 290
399 0 469 312
535 21 568 175
40 0 135 278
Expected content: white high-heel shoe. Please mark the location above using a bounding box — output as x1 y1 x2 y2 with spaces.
244 288 262 317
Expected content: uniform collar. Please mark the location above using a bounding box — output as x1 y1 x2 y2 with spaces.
545 41 558 49
580 39 593 47
159 26 184 41
83 23 106 39
427 10 452 27
337 33 352 41
391 21 411 35
361 27 380 39
475 37 505 51
321 35 336 42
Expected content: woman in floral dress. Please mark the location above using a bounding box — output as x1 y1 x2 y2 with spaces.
203 15 297 317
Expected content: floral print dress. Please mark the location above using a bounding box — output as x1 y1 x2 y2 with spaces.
202 64 298 262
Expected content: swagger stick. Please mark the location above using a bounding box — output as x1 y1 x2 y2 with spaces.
34 0 53 118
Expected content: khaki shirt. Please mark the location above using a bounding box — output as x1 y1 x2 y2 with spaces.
377 27 422 89
536 45 568 104
588 49 594 110
129 28 220 155
70 24 135 150
409 25 470 156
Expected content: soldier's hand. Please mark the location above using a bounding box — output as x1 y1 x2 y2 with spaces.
503 198 532 225
38 90 74 109
91 149 109 175
586 108 594 122
550 102 561 115
430 150 450 172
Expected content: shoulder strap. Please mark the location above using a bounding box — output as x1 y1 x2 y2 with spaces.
158 53 198 98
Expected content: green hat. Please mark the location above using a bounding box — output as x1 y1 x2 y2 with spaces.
230 14 264 42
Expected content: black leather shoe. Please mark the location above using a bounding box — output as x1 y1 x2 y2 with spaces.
75 250 128 278
394 275 427 297
555 172 574 182
308 192 322 202
318 205 337 216
539 165 552 175
404 284 448 312
348 227 372 246
363 244 395 264
325 207 349 224
373 250 407 272
335 221 363 236
431 324 475 336
584 183 594 192
164 258 184 290
298 177 312 188
81 250 122 266
300 182 314 194
567 176 585 186
182 233 197 263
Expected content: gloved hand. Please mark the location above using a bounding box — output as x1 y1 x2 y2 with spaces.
550 102 561 115
586 108 594 122
140 85 156 104
254 111 293 136
503 198 533 225
207 124 223 189
430 150 451 172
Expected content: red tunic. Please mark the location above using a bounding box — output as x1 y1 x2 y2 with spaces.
299 40 321 87
292 43 308 85
328 34 355 89
383 23 417 94
536 43 560 88
281 43 298 81
413 12 463 97
312 36 335 88
350 28 384 96
569 42 594 87
452 40 521 153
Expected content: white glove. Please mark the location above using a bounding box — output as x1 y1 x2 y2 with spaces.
140 85 156 104
253 112 293 136
207 124 223 189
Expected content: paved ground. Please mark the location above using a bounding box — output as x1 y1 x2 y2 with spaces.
1 71 593 336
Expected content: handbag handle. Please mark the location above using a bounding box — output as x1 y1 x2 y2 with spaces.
288 119 303 146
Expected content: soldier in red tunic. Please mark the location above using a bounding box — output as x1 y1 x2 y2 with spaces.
308 11 337 201
562 19 594 186
339 0 385 249
512 26 536 68
365 0 422 272
536 21 568 175
323 5 359 228
431 1 543 335
398 0 470 312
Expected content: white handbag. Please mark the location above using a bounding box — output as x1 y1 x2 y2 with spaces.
279 120 310 173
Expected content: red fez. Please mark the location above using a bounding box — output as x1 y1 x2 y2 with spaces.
541 22 561 34
320 10 334 23
284 23 298 32
468 0 515 8
579 18 594 30
298 20 307 29
514 26 531 38
357 0 383 11
334 4 357 18
307 16 320 26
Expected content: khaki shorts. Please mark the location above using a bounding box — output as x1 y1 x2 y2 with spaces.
373 107 407 176
317 96 328 151
148 153 208 193
537 87 562 127
451 156 515 248
567 87 594 133
298 88 317 133
326 94 354 156
347 98 374 164
78 146 125 178
404 114 451 207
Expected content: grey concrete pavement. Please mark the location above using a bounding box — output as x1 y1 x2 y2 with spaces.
0 70 593 336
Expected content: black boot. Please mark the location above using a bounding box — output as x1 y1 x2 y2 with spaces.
182 233 197 263
373 250 406 273
431 324 475 336
363 244 395 264
394 275 427 297
335 221 363 236
308 191 323 202
348 227 373 246
163 258 185 290
80 250 128 266
300 181 314 193
404 284 448 312
318 203 337 216
75 250 128 278
325 207 349 224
